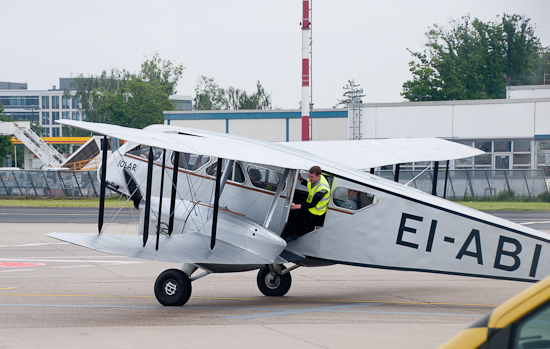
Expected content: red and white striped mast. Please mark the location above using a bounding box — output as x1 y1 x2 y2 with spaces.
301 0 311 141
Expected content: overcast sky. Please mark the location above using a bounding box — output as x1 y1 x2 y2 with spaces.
3 0 549 109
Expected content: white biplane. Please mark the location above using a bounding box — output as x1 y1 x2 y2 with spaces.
49 120 550 306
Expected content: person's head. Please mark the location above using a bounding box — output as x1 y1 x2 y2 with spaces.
347 189 359 197
308 166 322 182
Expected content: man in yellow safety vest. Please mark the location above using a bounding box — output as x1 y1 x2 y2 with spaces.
284 166 330 242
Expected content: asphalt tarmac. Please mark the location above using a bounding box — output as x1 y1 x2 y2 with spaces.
0 209 548 348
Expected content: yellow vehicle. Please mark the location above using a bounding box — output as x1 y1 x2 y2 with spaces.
439 274 550 349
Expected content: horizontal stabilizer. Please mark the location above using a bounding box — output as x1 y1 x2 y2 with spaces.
47 232 279 265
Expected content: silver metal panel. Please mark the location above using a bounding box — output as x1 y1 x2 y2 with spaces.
48 232 277 265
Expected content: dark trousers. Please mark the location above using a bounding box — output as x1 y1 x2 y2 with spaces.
285 209 325 238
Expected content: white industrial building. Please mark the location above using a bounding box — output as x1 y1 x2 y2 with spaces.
164 85 550 176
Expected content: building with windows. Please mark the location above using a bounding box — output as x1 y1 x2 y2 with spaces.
163 85 550 175
0 79 83 137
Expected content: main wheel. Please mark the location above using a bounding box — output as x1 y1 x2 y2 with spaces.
257 266 292 297
154 269 192 306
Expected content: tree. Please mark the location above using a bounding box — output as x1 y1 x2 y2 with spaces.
140 52 185 96
193 76 272 110
0 103 13 166
193 76 227 110
70 53 183 129
95 76 174 129
402 14 549 101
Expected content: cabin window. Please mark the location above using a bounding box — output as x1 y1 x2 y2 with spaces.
332 187 378 211
170 152 210 172
127 145 163 161
206 160 245 183
247 165 284 192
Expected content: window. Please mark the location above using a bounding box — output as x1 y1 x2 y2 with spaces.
71 96 79 109
41 96 49 109
72 111 79 120
171 152 211 172
475 141 492 152
52 112 59 122
513 154 531 166
41 112 50 125
245 165 282 190
514 141 531 152
51 96 59 109
0 96 39 107
513 301 550 349
206 160 245 183
494 141 511 152
62 112 70 119
52 127 60 137
474 154 491 166
82 112 86 121
42 128 50 137
455 157 473 166
62 96 70 109
127 145 163 161
333 187 378 211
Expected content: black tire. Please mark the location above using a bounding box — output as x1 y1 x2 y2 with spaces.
257 266 292 297
154 269 192 306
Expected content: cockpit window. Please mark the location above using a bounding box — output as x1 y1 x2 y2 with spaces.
247 165 284 192
127 145 163 161
171 152 210 172
333 187 378 211
206 160 245 183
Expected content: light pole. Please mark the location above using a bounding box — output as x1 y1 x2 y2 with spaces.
24 107 41 123
409 94 432 101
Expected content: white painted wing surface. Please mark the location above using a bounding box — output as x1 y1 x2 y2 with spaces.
47 232 279 265
278 138 484 169
57 120 482 171
56 120 317 170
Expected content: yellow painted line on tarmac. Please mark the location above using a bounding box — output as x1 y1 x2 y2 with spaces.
0 293 498 307
0 287 19 291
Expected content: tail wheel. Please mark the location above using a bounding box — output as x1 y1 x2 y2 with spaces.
154 269 192 306
257 266 292 297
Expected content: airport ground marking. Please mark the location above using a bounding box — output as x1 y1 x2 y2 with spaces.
222 302 486 320
0 302 486 319
0 293 499 307
0 287 19 291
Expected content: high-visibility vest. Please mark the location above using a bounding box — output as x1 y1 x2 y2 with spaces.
307 175 331 216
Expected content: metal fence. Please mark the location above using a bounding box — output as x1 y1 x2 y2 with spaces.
377 169 548 199
0 169 547 199
0 169 108 198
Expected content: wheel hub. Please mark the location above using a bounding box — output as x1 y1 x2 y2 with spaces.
164 280 178 296
265 273 281 289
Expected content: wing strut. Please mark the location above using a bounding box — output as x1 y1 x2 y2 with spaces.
98 135 108 234
142 147 154 247
168 151 179 236
156 149 167 250
263 168 290 229
210 158 223 250
431 161 439 196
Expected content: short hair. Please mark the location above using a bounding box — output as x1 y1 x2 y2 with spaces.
309 166 322 176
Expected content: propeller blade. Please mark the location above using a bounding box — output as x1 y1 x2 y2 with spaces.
98 135 108 234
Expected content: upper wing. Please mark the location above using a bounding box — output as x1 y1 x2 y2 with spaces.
278 138 484 169
57 120 316 170
57 120 482 171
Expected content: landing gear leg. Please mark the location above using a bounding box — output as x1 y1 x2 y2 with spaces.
154 269 192 306
257 265 292 297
